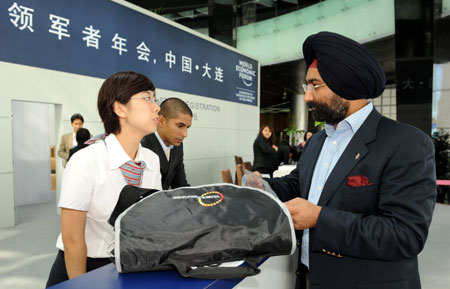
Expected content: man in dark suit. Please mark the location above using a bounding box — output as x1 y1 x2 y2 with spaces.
141 97 192 190
265 32 436 289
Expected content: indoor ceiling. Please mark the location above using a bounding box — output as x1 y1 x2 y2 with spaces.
125 0 321 25
125 0 396 113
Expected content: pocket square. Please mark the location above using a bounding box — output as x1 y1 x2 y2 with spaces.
347 175 373 187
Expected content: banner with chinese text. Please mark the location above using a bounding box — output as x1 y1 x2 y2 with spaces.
0 0 258 106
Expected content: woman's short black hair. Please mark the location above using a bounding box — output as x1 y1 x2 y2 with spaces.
76 128 91 144
97 71 155 134
70 113 84 124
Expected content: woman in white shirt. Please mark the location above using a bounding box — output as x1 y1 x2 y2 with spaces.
46 71 162 287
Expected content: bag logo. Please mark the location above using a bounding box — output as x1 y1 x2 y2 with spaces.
172 191 224 207
198 191 224 207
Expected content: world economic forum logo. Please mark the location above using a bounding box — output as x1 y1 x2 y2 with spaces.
172 191 224 207
236 60 256 87
197 191 224 207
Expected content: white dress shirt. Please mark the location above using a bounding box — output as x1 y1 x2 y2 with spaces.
72 132 77 148
154 130 173 161
56 134 162 258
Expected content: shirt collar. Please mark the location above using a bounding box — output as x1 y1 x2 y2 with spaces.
105 134 153 172
324 102 373 137
155 130 174 150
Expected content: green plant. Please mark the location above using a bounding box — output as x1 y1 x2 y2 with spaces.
283 124 304 146
432 129 450 203
150 7 165 15
314 121 325 129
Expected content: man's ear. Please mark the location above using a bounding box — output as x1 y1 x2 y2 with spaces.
158 115 167 127
113 101 126 119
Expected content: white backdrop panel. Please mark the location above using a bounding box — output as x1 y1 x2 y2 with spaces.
12 101 53 206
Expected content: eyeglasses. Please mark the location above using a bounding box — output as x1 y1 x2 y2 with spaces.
302 83 326 94
131 94 158 104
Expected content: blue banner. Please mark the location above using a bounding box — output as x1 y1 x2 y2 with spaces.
0 0 258 106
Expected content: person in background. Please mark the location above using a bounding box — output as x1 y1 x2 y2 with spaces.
277 137 291 166
299 130 313 149
253 124 278 178
46 71 162 287
289 145 299 164
265 31 436 289
297 130 314 160
141 97 192 190
58 113 85 167
67 128 91 162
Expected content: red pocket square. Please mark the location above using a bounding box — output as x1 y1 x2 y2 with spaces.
347 175 373 187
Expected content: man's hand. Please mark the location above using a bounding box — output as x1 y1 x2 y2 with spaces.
253 171 263 178
285 198 322 230
245 172 264 190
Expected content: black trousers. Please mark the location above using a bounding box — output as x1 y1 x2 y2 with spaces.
46 250 111 288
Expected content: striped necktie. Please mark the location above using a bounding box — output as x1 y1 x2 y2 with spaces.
119 160 146 187
85 134 145 186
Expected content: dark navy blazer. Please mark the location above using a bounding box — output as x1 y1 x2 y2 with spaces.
268 108 436 289
141 133 189 190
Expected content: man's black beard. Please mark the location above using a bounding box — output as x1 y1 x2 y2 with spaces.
308 95 349 124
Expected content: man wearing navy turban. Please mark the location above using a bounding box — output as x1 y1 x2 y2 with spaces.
266 32 436 289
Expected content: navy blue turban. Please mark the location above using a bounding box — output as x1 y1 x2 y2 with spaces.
302 31 386 100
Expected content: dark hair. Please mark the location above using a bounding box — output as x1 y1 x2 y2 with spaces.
258 124 274 146
97 71 155 134
70 113 84 124
76 128 91 144
159 97 193 119
304 130 313 141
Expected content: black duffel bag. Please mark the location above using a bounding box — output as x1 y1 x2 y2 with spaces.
109 184 295 279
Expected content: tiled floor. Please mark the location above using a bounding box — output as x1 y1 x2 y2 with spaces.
0 201 60 289
0 201 449 289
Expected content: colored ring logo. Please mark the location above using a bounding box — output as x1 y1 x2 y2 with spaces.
198 191 224 207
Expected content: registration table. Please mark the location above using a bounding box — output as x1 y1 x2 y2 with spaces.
50 253 297 289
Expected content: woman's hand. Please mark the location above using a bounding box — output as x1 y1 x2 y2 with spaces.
61 208 88 279
272 144 278 152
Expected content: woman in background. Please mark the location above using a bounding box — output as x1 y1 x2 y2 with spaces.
253 124 278 178
67 128 91 162
46 71 162 287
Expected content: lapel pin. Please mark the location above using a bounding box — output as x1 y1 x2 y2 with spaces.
355 153 360 160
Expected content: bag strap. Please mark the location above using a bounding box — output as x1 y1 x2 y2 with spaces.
174 257 261 279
